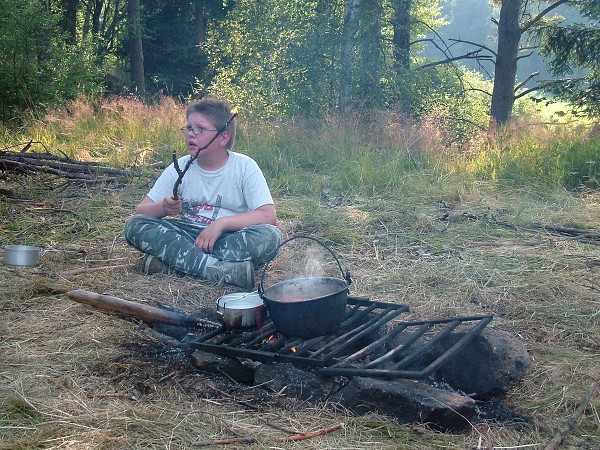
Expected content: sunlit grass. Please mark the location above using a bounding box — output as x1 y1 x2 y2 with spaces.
1 96 597 194
460 119 599 190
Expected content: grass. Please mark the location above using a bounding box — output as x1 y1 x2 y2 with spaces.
1 97 599 449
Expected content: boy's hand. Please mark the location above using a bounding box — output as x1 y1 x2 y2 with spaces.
162 196 183 216
195 221 226 253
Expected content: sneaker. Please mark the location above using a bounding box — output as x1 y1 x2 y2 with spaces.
142 254 177 276
206 260 255 290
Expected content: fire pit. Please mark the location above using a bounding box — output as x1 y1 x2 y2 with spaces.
66 289 531 431
184 296 493 380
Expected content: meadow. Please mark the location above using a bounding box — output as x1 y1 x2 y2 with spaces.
1 97 598 449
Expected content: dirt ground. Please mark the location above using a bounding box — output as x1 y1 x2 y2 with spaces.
1 174 599 449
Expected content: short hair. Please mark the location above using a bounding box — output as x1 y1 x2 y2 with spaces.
186 97 237 149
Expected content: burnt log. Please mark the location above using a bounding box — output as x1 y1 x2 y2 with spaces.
330 377 476 430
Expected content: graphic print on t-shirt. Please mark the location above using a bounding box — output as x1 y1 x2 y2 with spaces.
182 195 222 224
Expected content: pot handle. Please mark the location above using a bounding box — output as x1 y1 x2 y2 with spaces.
214 297 224 317
258 235 352 297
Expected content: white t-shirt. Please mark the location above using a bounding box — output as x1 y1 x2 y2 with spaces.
147 151 274 225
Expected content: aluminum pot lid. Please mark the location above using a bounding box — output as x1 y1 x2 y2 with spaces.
216 291 264 309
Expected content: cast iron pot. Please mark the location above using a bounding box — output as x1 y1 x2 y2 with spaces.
215 291 267 329
258 235 352 338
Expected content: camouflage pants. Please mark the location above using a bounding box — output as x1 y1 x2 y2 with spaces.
124 214 282 276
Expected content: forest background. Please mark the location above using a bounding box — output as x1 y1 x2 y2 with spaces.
0 0 599 126
0 1 599 449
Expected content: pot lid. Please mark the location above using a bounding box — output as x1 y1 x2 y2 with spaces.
216 291 264 309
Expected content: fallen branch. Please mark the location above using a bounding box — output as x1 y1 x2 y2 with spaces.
206 384 265 412
274 422 345 442
545 381 597 450
192 437 257 446
531 223 600 239
88 393 138 401
192 422 344 447
0 149 139 184
490 218 599 243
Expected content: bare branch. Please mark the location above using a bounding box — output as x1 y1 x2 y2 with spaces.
416 50 491 71
448 39 497 57
412 38 452 61
436 115 488 131
521 0 572 33
466 87 493 97
514 77 586 99
514 72 540 92
413 20 455 58
517 50 535 61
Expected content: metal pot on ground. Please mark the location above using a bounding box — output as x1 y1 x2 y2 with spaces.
3 245 44 267
3 245 84 267
258 235 352 338
215 291 267 329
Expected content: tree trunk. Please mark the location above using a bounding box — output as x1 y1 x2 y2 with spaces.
61 0 79 44
392 0 411 70
91 0 103 37
128 0 146 100
83 0 93 37
38 0 51 65
360 0 383 99
194 1 207 57
340 0 362 111
490 0 522 125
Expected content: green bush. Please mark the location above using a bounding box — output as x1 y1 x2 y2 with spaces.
0 1 104 122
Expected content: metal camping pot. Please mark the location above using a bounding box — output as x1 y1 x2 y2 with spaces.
3 245 44 267
258 235 352 338
215 291 267 329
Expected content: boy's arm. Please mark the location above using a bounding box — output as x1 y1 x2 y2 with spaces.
211 204 277 232
194 204 277 253
135 195 182 218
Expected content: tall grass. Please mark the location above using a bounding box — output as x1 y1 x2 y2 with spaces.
1 95 184 168
1 97 597 193
461 120 599 190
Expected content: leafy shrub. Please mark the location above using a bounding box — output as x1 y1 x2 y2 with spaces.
0 2 105 122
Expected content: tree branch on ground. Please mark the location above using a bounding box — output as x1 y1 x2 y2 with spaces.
0 149 139 185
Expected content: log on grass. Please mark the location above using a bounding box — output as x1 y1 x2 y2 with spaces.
67 289 192 326
0 150 138 183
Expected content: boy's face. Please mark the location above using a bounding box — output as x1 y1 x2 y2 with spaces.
184 112 228 157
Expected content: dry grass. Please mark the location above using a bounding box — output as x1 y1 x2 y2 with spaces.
1 172 599 449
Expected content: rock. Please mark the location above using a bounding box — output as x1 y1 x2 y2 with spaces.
254 363 336 402
330 377 476 430
434 328 531 399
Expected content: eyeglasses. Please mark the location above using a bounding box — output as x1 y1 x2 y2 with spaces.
180 125 219 136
